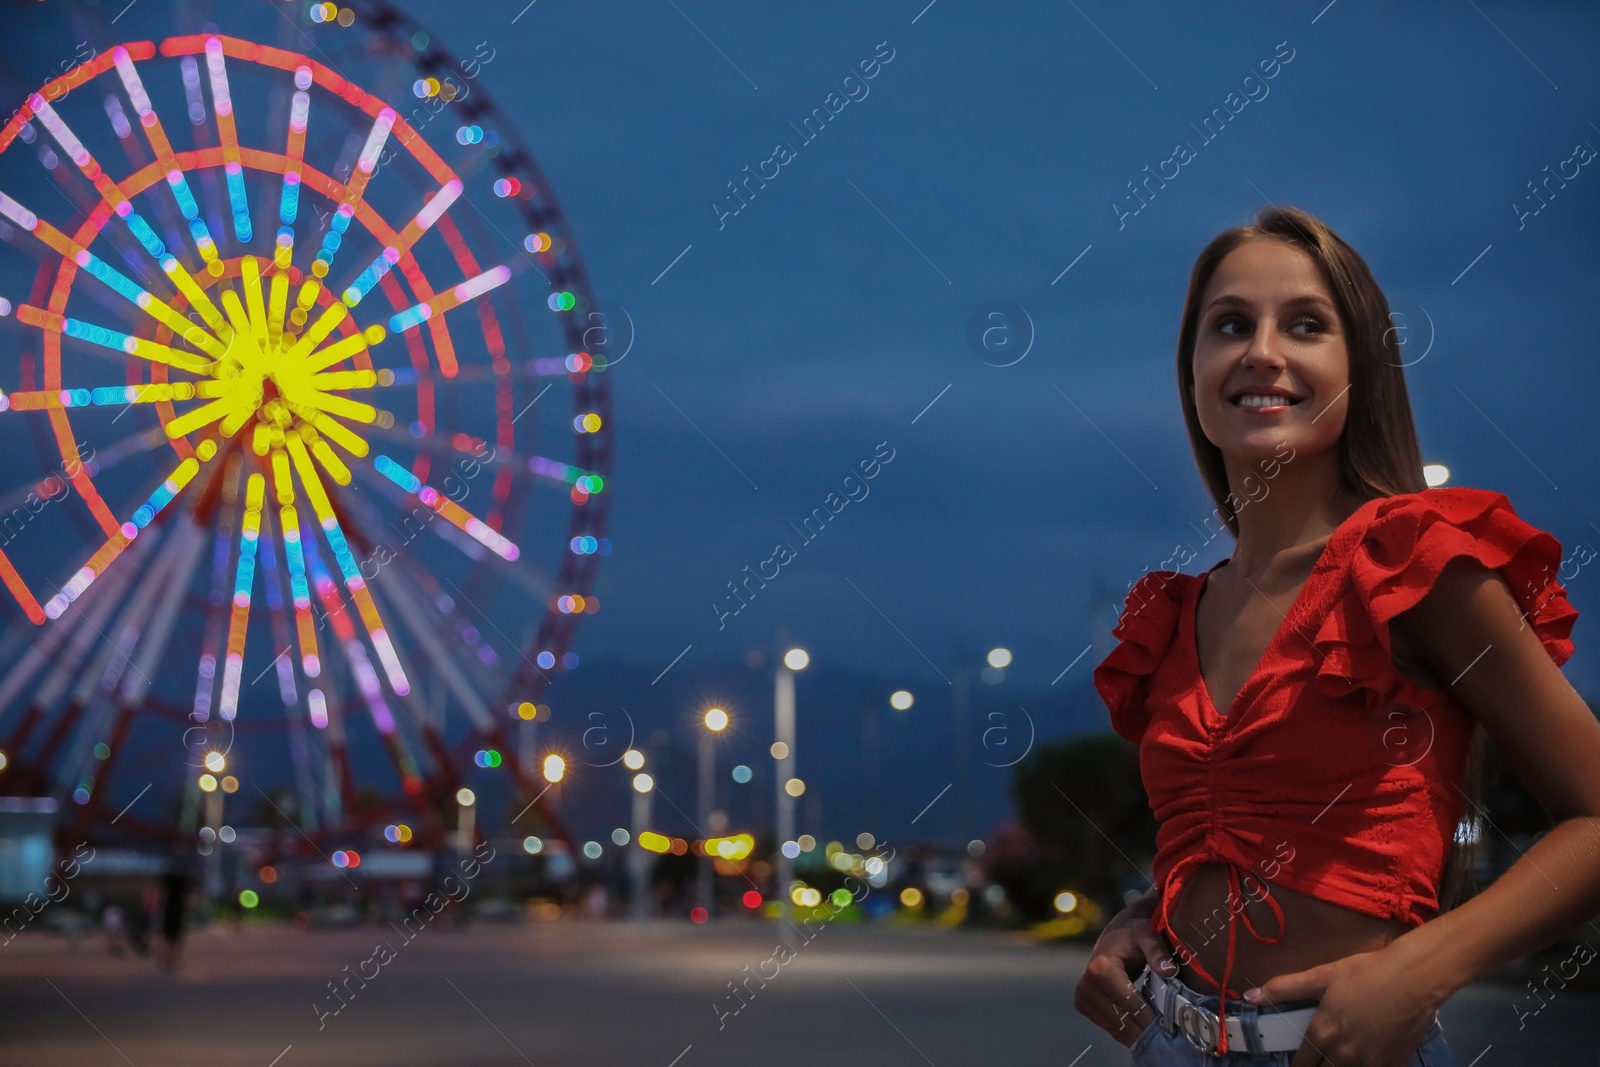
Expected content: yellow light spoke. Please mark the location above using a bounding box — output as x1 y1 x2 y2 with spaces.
164 397 233 438
240 256 268 345
291 407 370 457
122 210 401 471
150 310 227 361
309 369 378 391
161 256 231 338
298 389 375 424
271 449 293 500
220 289 252 340
0 188 226 359
302 327 382 374
281 303 348 364
285 431 333 517
196 379 251 399
310 438 351 485
15 305 216 375
127 338 214 375
267 271 289 348
285 430 410 695
218 394 262 437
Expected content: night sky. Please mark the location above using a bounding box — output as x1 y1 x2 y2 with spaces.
363 0 1600 693
0 1 1597 832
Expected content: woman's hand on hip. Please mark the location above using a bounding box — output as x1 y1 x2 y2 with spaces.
1073 898 1178 1048
1242 946 1440 1067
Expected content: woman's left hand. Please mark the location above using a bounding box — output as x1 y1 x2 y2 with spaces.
1241 946 1441 1067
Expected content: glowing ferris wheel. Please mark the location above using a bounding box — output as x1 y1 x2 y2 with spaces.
0 6 613 852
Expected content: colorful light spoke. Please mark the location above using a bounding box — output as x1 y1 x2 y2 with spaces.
43 454 207 620
218 473 265 720
374 454 520 561
0 24 609 853
112 46 222 267
342 179 461 307
388 265 512 334
203 38 253 243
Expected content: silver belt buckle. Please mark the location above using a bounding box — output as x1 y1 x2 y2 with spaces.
1175 999 1222 1053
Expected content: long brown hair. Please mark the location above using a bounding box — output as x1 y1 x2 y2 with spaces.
1174 204 1484 912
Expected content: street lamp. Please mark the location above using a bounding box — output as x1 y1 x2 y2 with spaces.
630 762 654 921
862 690 913 833
775 648 806 939
455 787 476 851
200 752 228 903
698 707 729 917
952 648 1012 847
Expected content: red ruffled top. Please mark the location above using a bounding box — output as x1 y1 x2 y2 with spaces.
1093 487 1578 1053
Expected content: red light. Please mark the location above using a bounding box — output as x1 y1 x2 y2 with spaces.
345 850 361 868
690 907 708 924
741 891 762 909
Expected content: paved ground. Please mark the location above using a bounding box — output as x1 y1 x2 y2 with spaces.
1 917 1596 1066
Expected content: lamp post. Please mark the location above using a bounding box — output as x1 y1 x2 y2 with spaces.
199 750 226 904
627 748 653 921
950 647 1011 848
874 690 913 829
774 647 807 937
517 701 539 783
455 787 476 852
697 708 729 917
950 647 971 848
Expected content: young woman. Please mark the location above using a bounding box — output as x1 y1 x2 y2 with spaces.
1076 205 1600 1066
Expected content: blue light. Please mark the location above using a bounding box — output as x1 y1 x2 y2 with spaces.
170 173 200 219
124 211 167 257
226 168 252 242
279 180 300 225
374 454 422 494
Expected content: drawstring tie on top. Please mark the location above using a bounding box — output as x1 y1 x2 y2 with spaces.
1155 852 1286 1055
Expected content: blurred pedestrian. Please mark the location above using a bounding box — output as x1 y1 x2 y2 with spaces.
158 867 190 971
101 902 125 956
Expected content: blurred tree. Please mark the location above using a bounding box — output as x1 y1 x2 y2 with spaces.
252 786 300 828
1004 733 1157 920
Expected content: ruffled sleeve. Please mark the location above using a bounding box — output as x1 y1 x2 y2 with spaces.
1311 487 1579 705
1093 570 1191 744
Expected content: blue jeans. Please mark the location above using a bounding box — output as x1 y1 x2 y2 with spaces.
1128 966 1458 1066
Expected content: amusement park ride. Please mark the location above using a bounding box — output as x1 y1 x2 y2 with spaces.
0 2 612 864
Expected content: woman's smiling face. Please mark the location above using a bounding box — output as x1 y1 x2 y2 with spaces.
1191 237 1351 467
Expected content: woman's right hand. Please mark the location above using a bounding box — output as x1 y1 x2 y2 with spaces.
1074 889 1179 1048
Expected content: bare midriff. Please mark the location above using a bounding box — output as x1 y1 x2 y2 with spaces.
1166 863 1410 996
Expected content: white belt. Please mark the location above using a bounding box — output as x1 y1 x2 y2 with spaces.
1135 965 1318 1055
